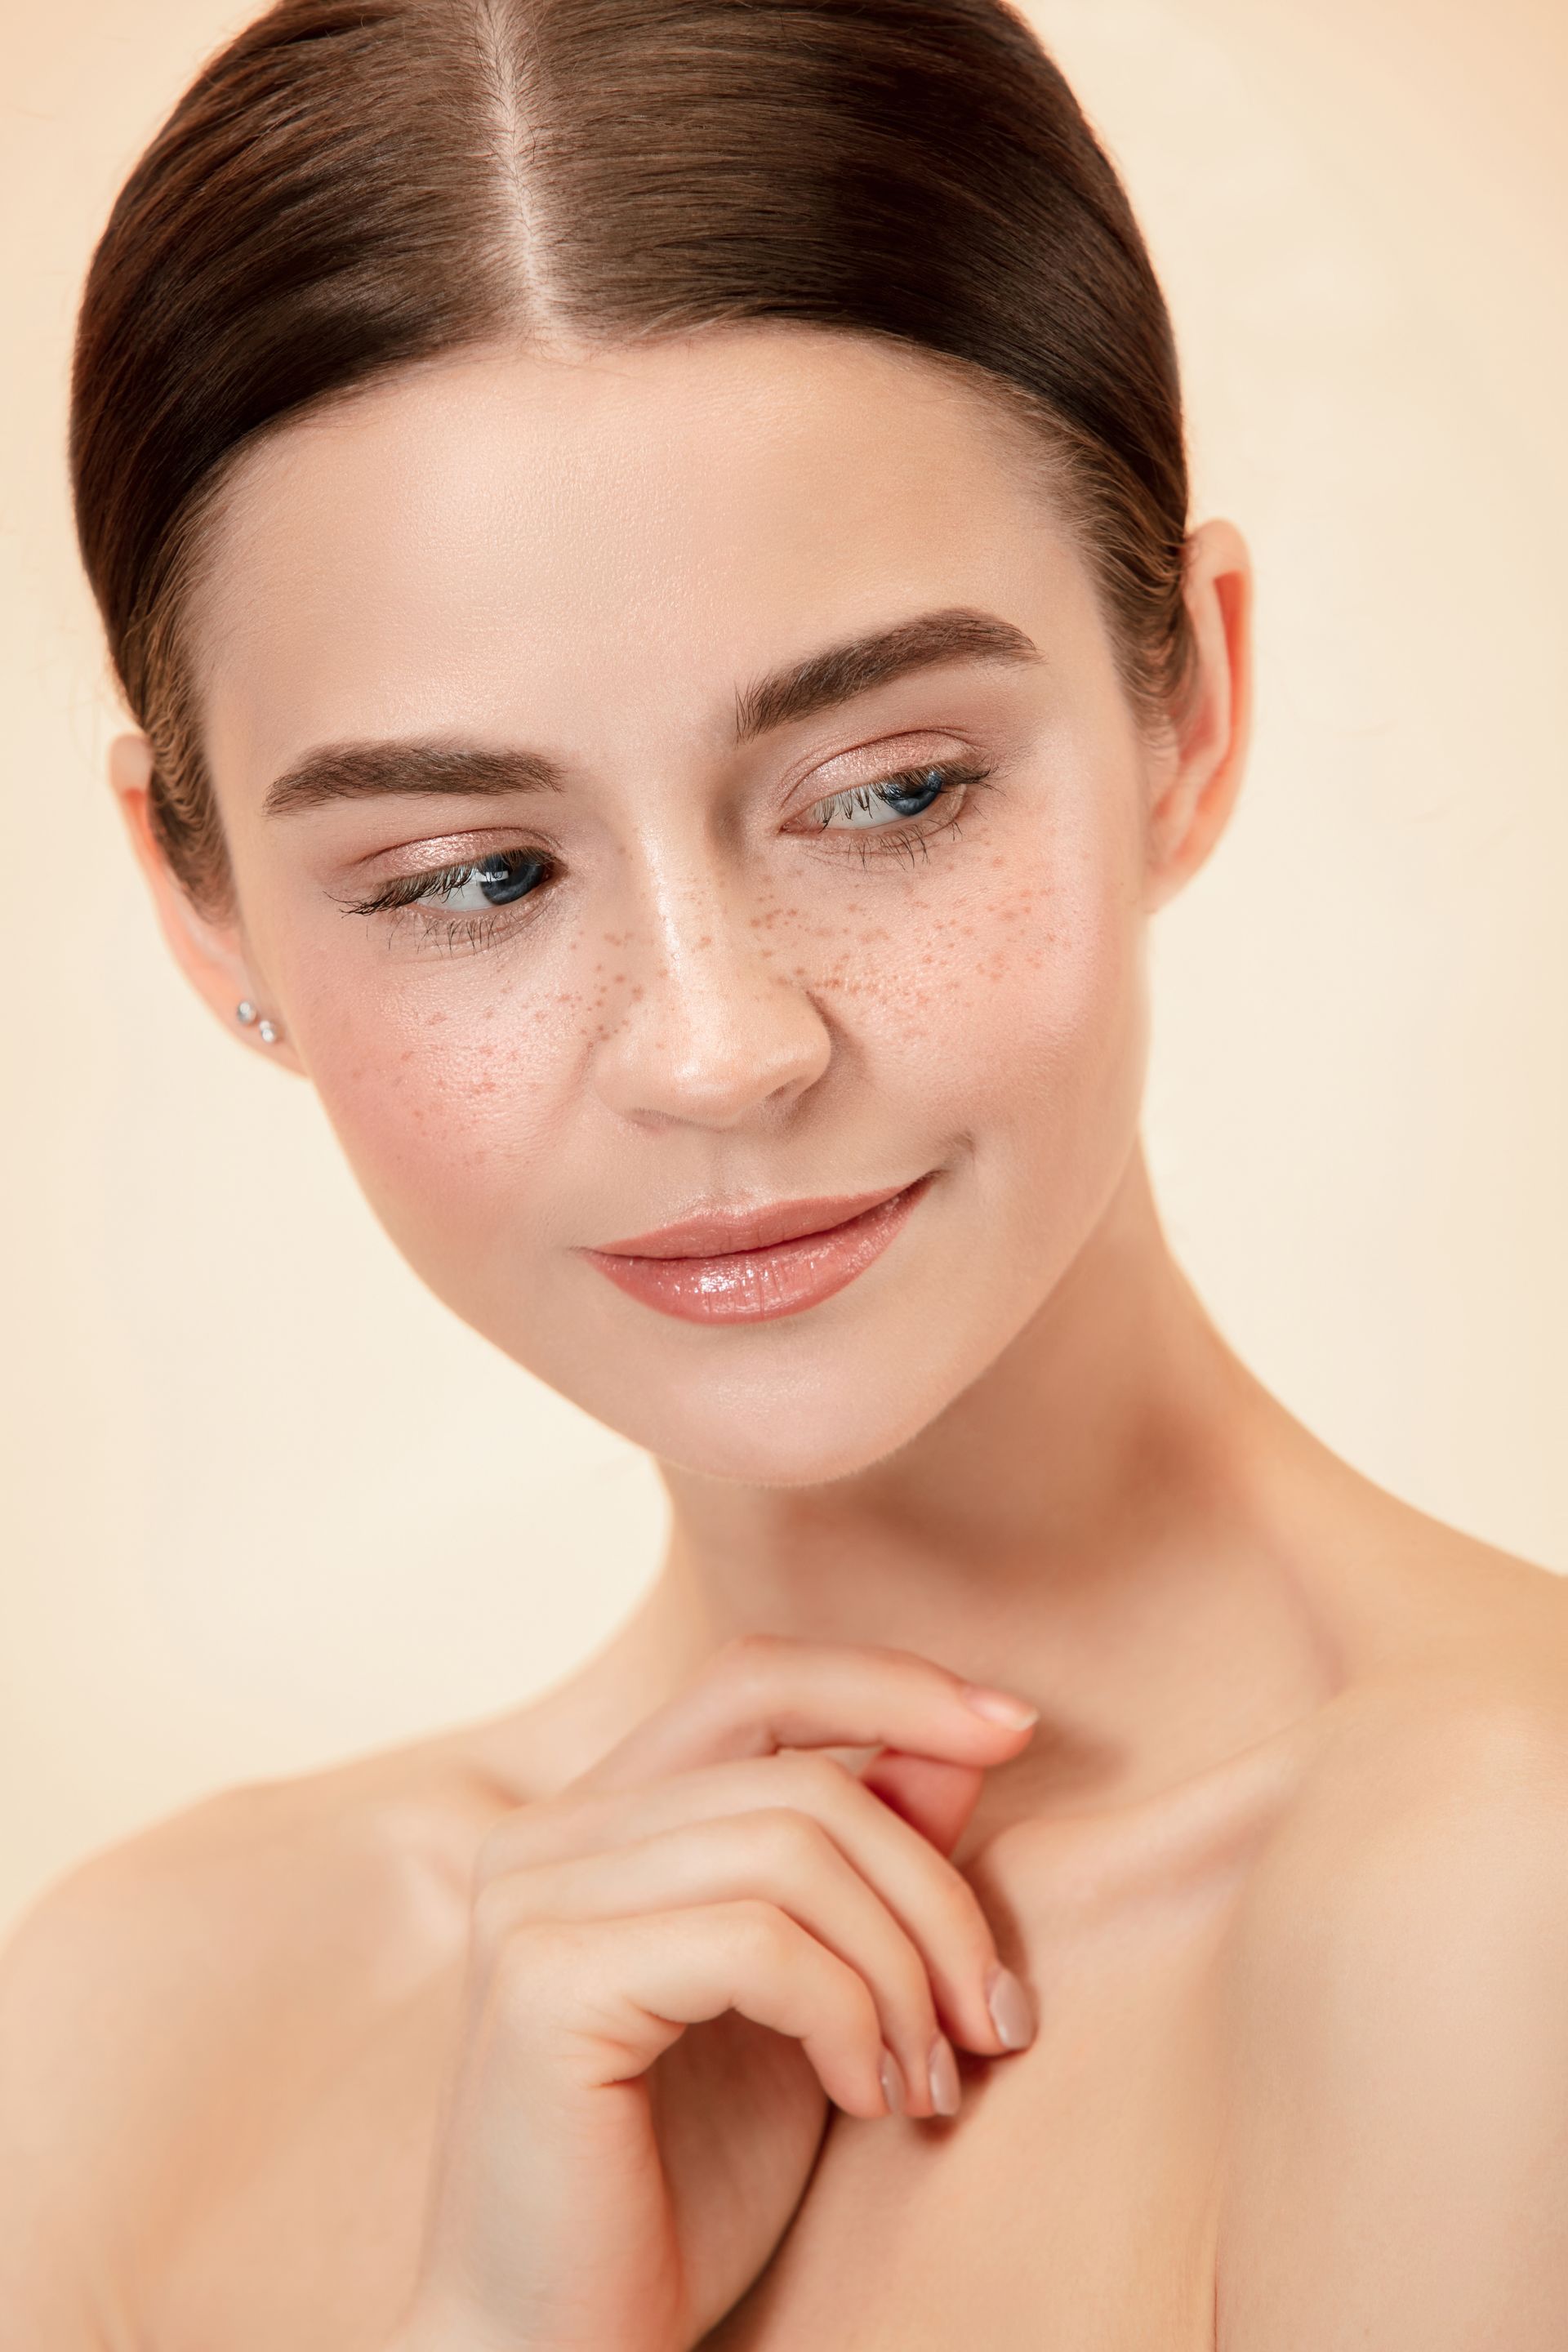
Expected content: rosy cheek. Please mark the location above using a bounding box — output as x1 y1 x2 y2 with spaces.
788 815 1131 1076
297 982 581 1224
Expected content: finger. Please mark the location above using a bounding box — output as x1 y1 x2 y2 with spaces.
481 1748 1029 2060
569 1632 1038 1792
477 1809 952 2114
485 1901 898 2121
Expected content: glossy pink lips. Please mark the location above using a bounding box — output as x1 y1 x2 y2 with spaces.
581 1176 932 1323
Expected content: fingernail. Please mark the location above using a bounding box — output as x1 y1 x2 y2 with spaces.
928 2032 961 2115
879 2045 905 2115
962 1684 1039 1727
985 1963 1035 2050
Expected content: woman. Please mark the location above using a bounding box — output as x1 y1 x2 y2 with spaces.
3 0 1566 2343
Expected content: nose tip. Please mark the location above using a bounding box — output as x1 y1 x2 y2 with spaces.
591 937 832 1129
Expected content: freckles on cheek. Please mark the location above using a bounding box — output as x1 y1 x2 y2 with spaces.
792 849 1125 1071
305 982 586 1211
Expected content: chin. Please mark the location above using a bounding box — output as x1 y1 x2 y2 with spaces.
524 1287 1016 1489
592 1377 954 1490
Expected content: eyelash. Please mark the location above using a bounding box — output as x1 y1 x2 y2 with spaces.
337 756 997 954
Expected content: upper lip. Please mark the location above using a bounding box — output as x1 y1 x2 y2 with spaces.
585 1178 923 1259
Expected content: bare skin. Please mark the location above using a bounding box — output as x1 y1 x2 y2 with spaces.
4 325 1567 2350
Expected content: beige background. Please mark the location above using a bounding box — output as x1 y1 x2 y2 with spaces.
2 0 1564 1940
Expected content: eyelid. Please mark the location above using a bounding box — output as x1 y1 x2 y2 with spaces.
333 844 546 915
791 750 991 824
354 818 557 875
339 819 560 889
781 728 984 810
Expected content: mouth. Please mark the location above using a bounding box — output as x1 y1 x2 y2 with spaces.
579 1174 934 1324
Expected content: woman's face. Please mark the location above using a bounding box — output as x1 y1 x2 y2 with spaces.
169 324 1203 1485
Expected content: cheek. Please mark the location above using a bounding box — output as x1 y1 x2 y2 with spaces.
799 795 1144 1151
283 944 594 1255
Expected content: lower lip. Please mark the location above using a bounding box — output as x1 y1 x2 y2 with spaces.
581 1177 932 1324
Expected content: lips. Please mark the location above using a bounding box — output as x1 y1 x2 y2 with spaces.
580 1174 933 1324
590 1180 917 1259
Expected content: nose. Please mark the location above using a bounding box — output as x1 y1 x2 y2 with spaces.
590 869 832 1131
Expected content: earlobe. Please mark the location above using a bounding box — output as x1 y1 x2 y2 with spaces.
1144 519 1254 912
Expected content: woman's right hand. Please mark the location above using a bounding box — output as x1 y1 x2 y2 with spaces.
391 1633 1041 2352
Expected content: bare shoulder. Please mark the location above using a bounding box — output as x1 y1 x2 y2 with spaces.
0 1728 509 2342
1234 1558 1568 2005
1216 1530 1568 2350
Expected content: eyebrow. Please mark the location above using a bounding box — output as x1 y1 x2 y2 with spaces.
261 605 1042 817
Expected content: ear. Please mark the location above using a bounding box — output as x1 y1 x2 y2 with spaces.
1143 518 1254 912
109 732 305 1075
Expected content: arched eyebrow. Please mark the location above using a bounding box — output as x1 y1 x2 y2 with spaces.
732 605 1041 742
261 604 1042 817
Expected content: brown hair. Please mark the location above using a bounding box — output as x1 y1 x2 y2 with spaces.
70 0 1196 921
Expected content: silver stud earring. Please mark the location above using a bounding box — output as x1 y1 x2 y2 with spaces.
236 1000 283 1046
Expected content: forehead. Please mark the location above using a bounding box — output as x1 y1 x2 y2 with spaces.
189 324 1088 792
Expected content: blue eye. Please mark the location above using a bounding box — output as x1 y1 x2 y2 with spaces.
878 768 948 817
809 760 986 833
346 849 554 923
469 851 549 906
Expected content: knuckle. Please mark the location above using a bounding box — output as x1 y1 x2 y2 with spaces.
723 1894 793 1964
749 1804 831 1874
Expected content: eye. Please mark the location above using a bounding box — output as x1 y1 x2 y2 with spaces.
430 851 550 911
341 848 553 921
800 758 994 838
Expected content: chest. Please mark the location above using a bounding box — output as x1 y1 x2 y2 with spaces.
702 1891 1227 2352
140 1872 1229 2352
